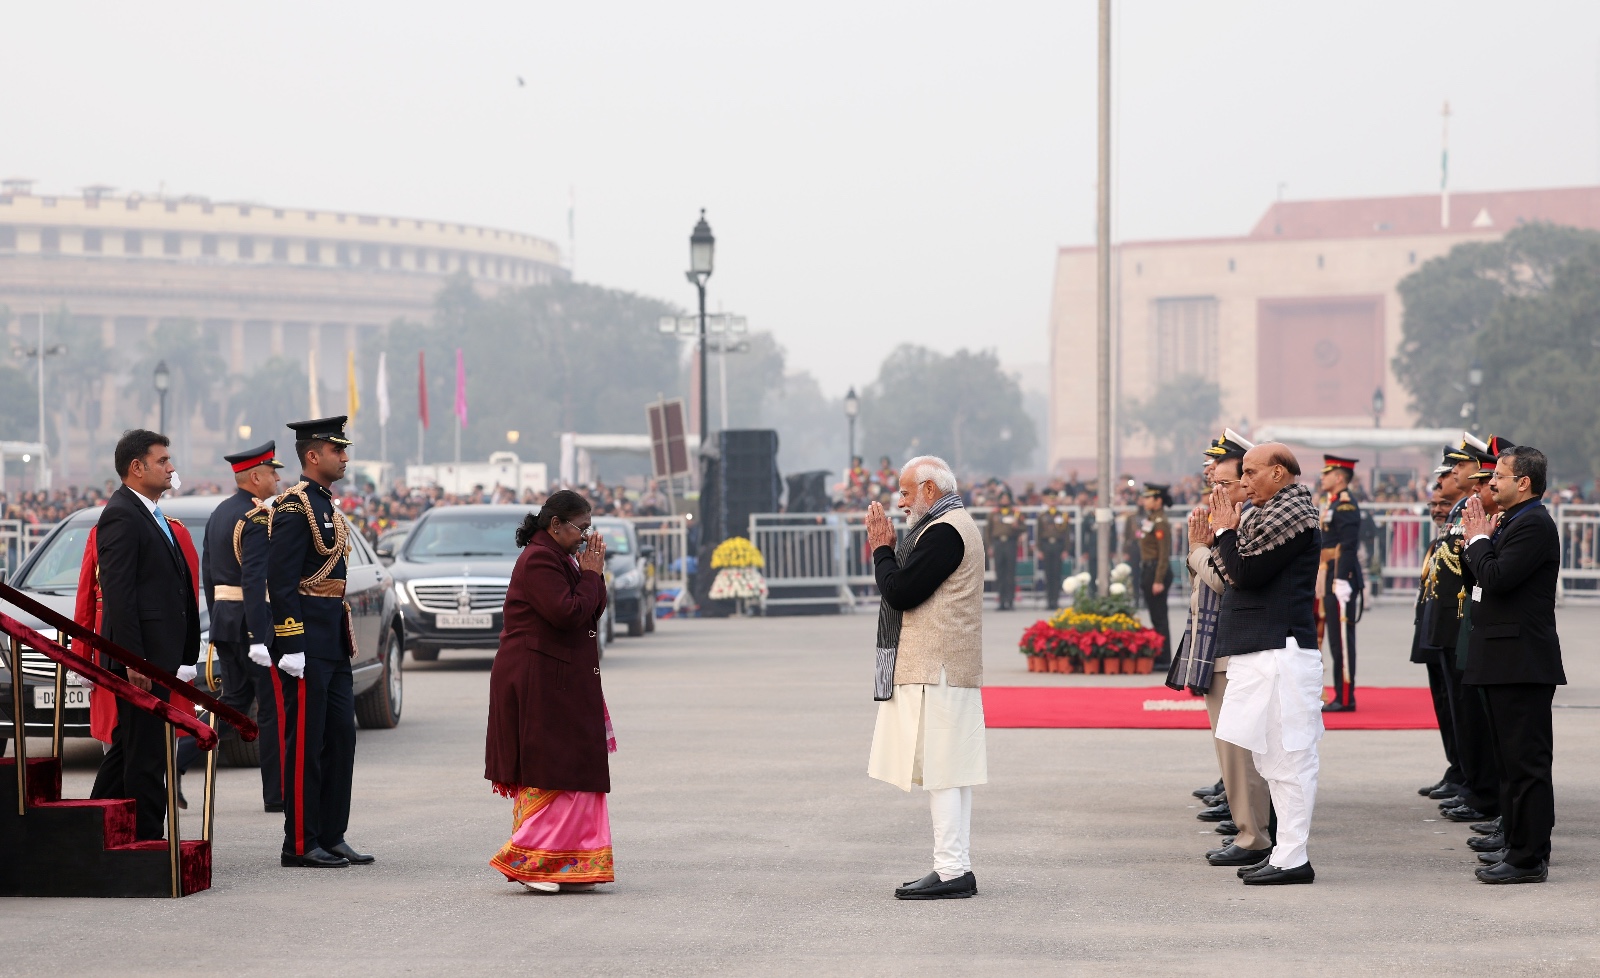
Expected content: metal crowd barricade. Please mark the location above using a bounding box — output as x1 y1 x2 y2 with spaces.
1555 504 1600 601
631 516 689 603
747 514 857 610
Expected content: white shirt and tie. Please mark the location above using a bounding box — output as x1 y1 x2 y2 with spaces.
131 490 176 547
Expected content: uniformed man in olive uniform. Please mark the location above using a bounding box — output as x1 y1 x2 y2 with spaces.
1319 456 1364 712
202 440 285 812
269 416 372 868
986 488 1023 610
1137 483 1173 666
1035 488 1071 609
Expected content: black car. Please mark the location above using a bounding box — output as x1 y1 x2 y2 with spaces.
592 517 656 638
389 504 612 663
0 494 406 760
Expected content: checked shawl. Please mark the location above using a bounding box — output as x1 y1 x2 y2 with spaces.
1208 483 1319 588
873 491 966 701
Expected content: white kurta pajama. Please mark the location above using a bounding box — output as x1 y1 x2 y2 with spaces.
1216 638 1325 868
869 503 988 883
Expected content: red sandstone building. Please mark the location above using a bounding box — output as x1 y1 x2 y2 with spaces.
1047 185 1600 477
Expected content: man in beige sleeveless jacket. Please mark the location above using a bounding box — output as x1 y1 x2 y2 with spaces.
865 456 987 900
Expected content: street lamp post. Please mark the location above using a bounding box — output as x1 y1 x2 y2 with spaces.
154 360 171 433
1467 359 1483 433
685 211 715 446
843 387 859 474
20 309 67 489
1371 386 1385 485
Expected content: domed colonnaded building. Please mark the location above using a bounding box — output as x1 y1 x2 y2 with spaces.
0 179 565 484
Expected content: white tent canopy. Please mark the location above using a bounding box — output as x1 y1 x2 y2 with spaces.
1252 426 1462 451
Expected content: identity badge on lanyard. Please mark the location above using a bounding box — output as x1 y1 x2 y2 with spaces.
1472 585 1483 603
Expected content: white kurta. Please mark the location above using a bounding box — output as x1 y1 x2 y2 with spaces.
1214 638 1325 754
868 668 988 792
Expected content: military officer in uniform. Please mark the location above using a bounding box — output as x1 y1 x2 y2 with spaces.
1035 488 1071 610
1318 456 1364 712
986 488 1023 610
1136 483 1173 666
202 441 285 812
269 417 372 868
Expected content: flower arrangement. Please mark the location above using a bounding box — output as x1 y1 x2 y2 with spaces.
709 566 769 601
711 536 765 570
1017 599 1164 674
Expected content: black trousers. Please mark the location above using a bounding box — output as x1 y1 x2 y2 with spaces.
1441 652 1501 814
1040 546 1065 609
277 654 356 855
1478 683 1557 867
1324 592 1358 705
91 687 171 840
1139 561 1170 662
216 641 283 807
1421 652 1464 786
993 546 1018 609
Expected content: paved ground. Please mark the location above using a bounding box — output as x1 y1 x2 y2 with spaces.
4 599 1599 976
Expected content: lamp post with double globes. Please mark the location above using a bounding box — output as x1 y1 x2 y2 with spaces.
844 387 859 474
153 360 171 433
686 211 715 446
1467 359 1484 433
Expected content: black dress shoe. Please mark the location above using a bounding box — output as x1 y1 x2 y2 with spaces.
281 847 350 868
1443 805 1491 822
1197 803 1232 822
1477 849 1509 865
1237 857 1271 878
1476 860 1547 884
326 841 375 865
1471 818 1502 835
896 871 940 895
265 802 285 813
1436 796 1466 810
1468 833 1506 852
1208 843 1273 866
1417 779 1446 797
1428 783 1463 800
1243 862 1315 885
895 871 976 900
1193 780 1224 799
1320 700 1348 713
1215 820 1239 835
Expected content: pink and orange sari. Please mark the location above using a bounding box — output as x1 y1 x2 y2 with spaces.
489 703 617 885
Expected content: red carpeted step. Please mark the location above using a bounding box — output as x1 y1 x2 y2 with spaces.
34 798 138 847
112 839 211 895
0 756 64 804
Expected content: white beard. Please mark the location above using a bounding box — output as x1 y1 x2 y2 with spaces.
908 497 931 523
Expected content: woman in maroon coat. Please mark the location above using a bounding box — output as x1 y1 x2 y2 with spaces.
486 490 613 892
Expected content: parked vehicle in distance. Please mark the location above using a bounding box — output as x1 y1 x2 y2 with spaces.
388 504 612 663
0 494 406 761
592 517 656 637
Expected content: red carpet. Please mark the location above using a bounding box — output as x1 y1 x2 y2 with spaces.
982 686 1437 730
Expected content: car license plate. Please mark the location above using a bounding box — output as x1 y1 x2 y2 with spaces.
436 613 492 629
35 686 90 709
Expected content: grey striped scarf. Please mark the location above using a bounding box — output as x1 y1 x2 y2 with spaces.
874 491 966 701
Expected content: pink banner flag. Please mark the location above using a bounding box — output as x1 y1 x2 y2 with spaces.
454 348 468 426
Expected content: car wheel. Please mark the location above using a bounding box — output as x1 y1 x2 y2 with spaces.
645 600 656 633
627 602 645 637
410 646 439 663
356 629 404 729
605 608 615 644
220 702 261 767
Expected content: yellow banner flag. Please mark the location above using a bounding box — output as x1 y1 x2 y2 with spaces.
347 349 360 419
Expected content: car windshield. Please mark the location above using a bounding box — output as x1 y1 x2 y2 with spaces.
594 524 631 555
16 518 209 593
403 511 524 561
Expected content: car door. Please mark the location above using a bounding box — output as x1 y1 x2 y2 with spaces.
342 534 383 665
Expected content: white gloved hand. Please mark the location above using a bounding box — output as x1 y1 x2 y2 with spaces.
1332 579 1352 605
176 664 198 683
69 670 94 691
248 644 272 668
278 652 306 679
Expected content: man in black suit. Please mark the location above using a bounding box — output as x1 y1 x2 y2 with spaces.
89 429 202 841
201 440 284 812
1461 444 1565 883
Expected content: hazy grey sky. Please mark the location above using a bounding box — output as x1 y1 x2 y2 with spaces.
5 2 1599 395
